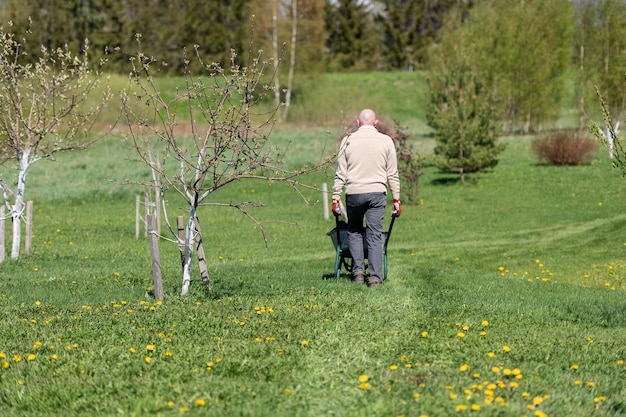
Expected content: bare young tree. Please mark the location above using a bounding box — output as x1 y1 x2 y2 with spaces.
121 34 330 296
591 87 626 171
0 24 111 260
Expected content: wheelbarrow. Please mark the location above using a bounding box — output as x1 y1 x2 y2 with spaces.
326 213 398 280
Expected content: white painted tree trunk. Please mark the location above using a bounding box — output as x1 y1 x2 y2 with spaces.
10 149 30 260
180 206 197 296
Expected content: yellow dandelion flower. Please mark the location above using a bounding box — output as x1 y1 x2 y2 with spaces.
459 364 469 372
167 401 174 407
471 404 481 411
300 340 308 346
358 374 369 383
389 364 398 371
570 364 579 370
421 331 429 338
502 345 511 353
482 320 489 326
492 366 501 373
359 382 371 389
284 388 293 394
586 381 595 388
13 354 21 362
179 407 189 412
1 361 9 369
27 353 36 361
194 399 205 406
146 344 155 352
456 404 467 411
144 356 152 363
129 347 137 353
165 351 172 357
413 392 420 399
51 354 58 361
457 332 465 338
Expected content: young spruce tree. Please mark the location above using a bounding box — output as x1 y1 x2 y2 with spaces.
426 49 504 183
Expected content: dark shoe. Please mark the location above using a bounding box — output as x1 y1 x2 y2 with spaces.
352 271 365 284
366 276 382 287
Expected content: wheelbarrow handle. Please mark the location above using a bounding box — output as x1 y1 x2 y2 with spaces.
385 214 397 247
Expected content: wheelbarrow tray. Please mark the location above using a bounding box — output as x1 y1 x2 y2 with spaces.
326 216 396 280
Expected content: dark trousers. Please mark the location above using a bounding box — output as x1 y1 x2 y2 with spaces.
346 192 386 279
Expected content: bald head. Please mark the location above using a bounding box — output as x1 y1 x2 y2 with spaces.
357 109 378 127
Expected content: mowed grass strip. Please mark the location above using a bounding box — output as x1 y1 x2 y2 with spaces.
0 130 625 416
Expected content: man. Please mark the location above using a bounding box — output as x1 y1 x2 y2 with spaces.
332 109 401 287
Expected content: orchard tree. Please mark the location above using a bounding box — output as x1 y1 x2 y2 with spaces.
0 24 111 260
591 88 626 171
121 36 331 296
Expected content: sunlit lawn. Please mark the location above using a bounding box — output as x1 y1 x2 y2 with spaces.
1 132 625 416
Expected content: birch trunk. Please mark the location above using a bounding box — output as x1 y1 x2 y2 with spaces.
282 0 297 120
10 149 30 260
272 1 280 107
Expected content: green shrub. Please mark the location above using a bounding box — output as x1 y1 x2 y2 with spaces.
532 130 598 166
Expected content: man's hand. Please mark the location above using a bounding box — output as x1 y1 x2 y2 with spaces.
332 198 342 216
392 199 401 217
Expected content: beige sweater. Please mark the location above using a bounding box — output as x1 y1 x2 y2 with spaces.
332 125 400 200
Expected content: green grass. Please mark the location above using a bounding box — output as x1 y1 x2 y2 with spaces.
1 67 625 416
1 125 626 416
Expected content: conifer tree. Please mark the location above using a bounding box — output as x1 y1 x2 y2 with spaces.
426 42 504 183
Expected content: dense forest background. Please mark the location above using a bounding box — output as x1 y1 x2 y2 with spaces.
1 0 626 131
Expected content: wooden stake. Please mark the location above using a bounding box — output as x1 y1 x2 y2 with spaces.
323 183 329 220
176 216 185 271
0 206 4 263
144 193 149 237
25 201 33 256
194 217 210 290
147 214 164 302
135 195 140 240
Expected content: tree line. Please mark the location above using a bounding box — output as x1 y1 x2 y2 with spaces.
0 0 471 74
1 0 626 131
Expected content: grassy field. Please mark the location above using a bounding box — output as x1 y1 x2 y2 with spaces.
1 73 626 416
